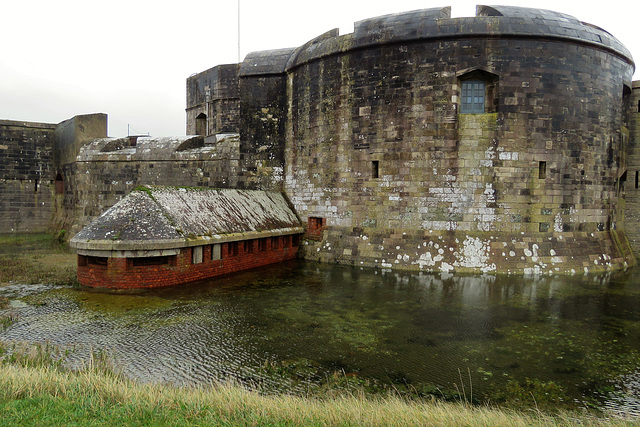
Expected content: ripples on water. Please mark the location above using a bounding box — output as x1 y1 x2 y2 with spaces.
1 260 639 415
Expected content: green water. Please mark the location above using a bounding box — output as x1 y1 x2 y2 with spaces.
1 260 639 413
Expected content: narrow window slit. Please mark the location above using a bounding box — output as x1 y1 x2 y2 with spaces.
539 161 547 179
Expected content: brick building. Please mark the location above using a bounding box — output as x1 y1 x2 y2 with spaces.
70 186 303 288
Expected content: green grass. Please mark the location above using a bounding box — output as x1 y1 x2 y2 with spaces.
0 343 634 427
1 362 634 427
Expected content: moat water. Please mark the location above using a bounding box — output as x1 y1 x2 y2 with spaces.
1 260 639 415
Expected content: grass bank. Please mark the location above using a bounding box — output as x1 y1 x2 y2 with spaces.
0 360 632 427
0 233 78 286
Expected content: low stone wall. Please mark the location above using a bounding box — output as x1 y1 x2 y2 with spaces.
300 227 632 275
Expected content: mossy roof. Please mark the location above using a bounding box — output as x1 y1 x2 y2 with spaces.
70 186 303 252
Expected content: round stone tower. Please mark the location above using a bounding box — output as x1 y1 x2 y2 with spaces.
282 5 635 274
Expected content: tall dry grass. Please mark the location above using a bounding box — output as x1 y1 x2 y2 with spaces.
0 361 636 426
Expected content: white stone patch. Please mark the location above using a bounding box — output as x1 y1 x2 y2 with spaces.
440 262 454 273
524 265 543 276
531 244 539 263
451 236 496 273
498 151 519 161
554 213 563 232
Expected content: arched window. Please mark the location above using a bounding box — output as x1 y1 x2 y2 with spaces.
195 113 207 136
55 173 64 195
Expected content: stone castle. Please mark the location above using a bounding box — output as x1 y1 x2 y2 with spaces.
3 5 640 275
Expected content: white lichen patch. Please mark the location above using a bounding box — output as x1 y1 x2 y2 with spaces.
452 236 496 273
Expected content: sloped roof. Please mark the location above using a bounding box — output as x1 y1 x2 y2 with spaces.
70 186 303 252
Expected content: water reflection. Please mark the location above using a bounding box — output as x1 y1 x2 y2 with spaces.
1 260 639 414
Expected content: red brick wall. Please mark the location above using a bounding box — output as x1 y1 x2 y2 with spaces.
306 217 325 240
77 235 301 289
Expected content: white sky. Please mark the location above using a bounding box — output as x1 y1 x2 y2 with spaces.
1 1 638 137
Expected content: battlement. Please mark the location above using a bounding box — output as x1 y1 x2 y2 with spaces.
283 5 633 74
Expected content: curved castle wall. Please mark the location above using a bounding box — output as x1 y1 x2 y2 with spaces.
282 6 636 274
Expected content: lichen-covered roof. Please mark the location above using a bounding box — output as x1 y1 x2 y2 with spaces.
70 186 303 251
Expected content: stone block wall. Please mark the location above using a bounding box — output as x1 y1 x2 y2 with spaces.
64 135 243 234
283 11 635 274
625 82 640 253
186 64 240 136
0 120 57 233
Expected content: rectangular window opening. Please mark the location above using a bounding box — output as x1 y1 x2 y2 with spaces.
619 171 627 195
211 244 222 260
87 256 108 266
229 242 239 257
244 240 254 254
539 161 547 179
272 237 280 249
461 80 485 114
192 246 204 264
258 238 267 252
371 160 379 179
132 256 170 267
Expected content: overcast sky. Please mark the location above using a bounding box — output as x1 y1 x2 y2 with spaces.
1 1 638 137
